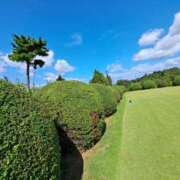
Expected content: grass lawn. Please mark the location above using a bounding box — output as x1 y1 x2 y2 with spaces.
83 86 180 180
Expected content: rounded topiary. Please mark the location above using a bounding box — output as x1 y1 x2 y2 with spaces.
0 80 61 179
36 81 104 150
129 82 142 91
92 84 117 116
173 75 180 86
142 80 157 89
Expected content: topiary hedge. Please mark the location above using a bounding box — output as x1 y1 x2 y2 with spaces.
111 85 126 102
142 80 157 89
92 84 117 116
35 81 105 150
0 80 61 179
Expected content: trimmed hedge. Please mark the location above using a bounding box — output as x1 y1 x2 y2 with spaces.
35 81 104 150
0 80 61 179
142 80 157 89
129 82 142 91
92 84 117 116
173 75 180 86
111 85 126 102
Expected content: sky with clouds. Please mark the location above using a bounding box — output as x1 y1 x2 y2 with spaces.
1 0 180 85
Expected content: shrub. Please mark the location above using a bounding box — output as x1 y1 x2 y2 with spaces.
111 85 126 102
0 80 61 179
142 80 157 89
92 84 117 116
173 75 180 86
129 82 142 91
90 70 108 85
156 79 172 88
35 81 104 150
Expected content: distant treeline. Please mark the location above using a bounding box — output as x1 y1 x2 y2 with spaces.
116 67 180 91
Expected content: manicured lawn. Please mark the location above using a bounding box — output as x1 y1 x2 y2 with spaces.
83 86 180 180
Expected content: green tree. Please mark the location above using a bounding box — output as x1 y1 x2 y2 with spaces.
90 70 108 85
56 74 65 81
9 34 49 89
106 72 112 85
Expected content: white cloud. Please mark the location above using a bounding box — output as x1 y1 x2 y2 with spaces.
134 12 180 61
107 57 180 82
35 50 54 67
138 29 164 46
44 72 57 82
0 63 6 73
65 33 83 47
54 59 75 74
0 52 25 70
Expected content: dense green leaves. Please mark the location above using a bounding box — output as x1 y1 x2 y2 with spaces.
90 70 108 85
92 84 117 116
173 75 180 86
142 80 157 89
0 80 61 179
129 82 142 91
35 81 105 150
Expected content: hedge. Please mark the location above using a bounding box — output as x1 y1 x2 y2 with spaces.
111 85 126 102
129 82 142 91
0 80 61 179
173 75 180 86
92 84 117 116
35 81 105 150
142 80 157 89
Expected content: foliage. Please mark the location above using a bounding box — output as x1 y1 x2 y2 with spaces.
156 78 172 88
8 34 49 89
35 81 104 150
116 68 180 90
129 82 142 91
56 74 65 81
90 70 108 85
106 73 112 86
111 85 126 102
116 80 131 87
173 75 180 86
142 80 157 89
0 80 61 179
92 84 117 116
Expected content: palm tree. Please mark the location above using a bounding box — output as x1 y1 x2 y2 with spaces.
9 34 49 89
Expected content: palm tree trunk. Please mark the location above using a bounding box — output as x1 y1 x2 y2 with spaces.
26 62 30 90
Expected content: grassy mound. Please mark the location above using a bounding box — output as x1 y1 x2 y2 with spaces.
92 84 117 116
36 81 104 149
0 80 61 179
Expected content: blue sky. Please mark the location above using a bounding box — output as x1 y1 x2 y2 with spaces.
1 0 180 85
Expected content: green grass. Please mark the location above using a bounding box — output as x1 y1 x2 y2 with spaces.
83 86 180 180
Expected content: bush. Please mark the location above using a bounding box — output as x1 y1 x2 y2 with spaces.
156 79 172 88
35 81 104 150
111 85 126 102
173 75 180 86
92 84 117 116
129 82 142 91
142 80 157 89
0 80 61 179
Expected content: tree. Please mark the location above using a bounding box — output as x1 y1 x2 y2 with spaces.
9 34 49 89
106 72 112 85
90 70 108 85
56 74 65 81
